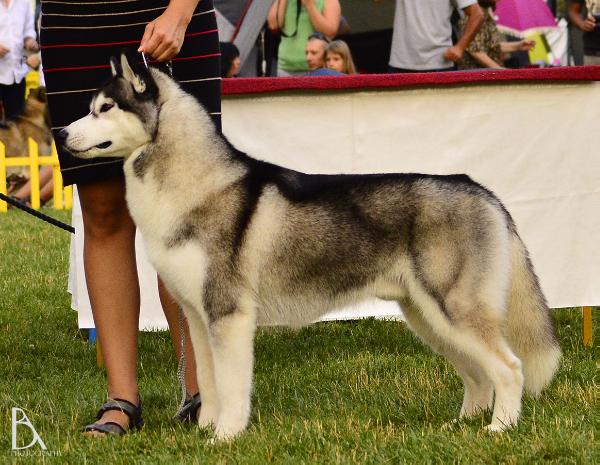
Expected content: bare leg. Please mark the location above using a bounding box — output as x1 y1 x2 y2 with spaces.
79 177 140 433
158 278 200 399
39 170 55 205
12 166 53 203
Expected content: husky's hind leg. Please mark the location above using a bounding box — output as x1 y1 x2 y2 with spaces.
458 364 494 418
405 289 524 431
208 302 257 440
183 307 219 429
400 301 493 419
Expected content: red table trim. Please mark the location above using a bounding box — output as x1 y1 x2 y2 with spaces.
222 66 600 96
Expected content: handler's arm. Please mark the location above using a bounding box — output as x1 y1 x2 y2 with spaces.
302 0 341 38
138 0 201 62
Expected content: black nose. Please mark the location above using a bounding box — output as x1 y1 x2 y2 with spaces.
55 128 68 146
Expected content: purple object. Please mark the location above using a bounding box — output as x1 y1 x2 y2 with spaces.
495 0 557 37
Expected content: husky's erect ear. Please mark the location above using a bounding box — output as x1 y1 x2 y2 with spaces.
110 56 122 77
120 53 147 94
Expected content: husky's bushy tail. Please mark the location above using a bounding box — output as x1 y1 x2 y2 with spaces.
506 233 561 396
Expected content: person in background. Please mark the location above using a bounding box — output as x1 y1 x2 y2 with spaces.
388 0 484 73
325 40 357 74
267 0 341 76
304 32 343 75
220 42 241 77
0 0 39 122
458 0 535 70
305 32 328 71
568 0 600 65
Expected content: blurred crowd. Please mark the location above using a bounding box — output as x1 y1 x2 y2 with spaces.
216 0 600 77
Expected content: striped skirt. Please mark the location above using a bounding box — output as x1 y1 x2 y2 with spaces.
40 0 221 186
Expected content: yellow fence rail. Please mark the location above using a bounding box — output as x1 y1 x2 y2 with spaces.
0 140 73 212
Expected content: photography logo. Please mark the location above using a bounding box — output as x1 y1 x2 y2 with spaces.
10 407 60 457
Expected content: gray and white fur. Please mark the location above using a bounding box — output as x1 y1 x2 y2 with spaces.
60 54 561 440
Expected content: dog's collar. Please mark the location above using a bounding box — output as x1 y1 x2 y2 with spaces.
140 52 173 77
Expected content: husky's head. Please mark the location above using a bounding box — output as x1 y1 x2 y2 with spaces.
58 53 159 159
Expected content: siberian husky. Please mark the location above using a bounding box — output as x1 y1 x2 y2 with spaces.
59 54 561 440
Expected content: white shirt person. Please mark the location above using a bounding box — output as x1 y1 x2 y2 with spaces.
0 0 38 85
0 0 38 120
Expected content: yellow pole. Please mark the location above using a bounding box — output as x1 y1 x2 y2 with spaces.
582 307 593 348
64 185 73 209
29 139 40 209
0 142 7 212
50 144 63 209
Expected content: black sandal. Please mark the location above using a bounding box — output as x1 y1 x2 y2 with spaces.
175 393 201 423
82 398 144 436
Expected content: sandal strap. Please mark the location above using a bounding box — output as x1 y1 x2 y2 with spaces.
96 398 144 430
175 393 201 422
82 421 126 436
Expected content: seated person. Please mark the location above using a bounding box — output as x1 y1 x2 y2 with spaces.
304 32 343 76
458 0 535 69
219 42 241 77
325 40 357 74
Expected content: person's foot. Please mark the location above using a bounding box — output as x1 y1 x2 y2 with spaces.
83 410 130 437
82 398 143 436
175 392 201 423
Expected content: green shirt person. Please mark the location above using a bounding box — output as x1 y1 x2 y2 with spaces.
268 0 341 75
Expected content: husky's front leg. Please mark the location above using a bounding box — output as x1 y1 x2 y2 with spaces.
183 307 220 428
209 303 256 440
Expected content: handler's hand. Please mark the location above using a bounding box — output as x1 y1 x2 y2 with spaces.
138 7 190 62
0 44 9 58
24 37 39 52
443 45 464 62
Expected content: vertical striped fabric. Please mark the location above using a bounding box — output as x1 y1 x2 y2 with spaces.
40 0 221 186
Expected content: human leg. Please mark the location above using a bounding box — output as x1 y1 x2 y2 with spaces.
11 166 54 205
0 80 27 120
39 167 55 205
158 278 200 403
78 176 141 434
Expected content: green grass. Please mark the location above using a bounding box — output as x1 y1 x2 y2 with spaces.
0 209 598 464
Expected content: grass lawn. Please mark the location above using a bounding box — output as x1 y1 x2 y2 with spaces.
0 209 598 464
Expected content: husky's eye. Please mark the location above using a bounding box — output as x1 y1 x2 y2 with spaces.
99 103 114 113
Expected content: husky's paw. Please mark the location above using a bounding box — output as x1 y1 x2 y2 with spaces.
212 419 247 441
484 422 509 433
198 404 219 429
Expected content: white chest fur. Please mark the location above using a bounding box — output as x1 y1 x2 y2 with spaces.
123 152 209 307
